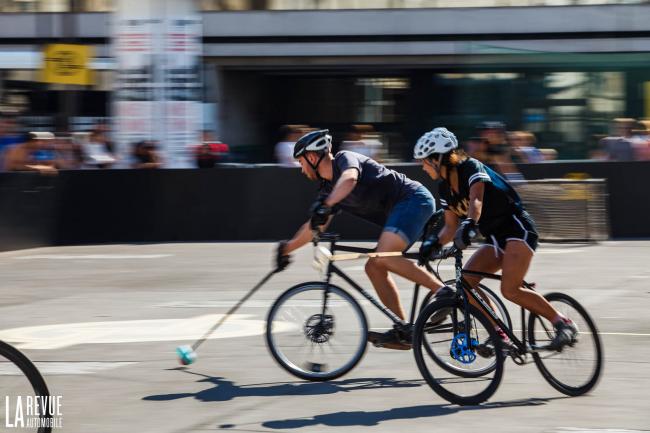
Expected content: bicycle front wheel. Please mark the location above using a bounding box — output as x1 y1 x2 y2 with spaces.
0 341 52 433
420 281 513 331
413 298 504 405
528 292 603 396
266 282 368 381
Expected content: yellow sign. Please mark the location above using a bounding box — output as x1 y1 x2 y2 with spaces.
42 44 94 85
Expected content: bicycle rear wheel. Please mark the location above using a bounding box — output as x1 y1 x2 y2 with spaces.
0 341 52 433
528 292 603 396
413 298 504 405
266 282 367 381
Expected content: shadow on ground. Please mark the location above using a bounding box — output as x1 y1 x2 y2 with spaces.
258 396 563 429
143 369 424 403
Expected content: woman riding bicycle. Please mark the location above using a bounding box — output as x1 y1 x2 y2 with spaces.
413 127 577 351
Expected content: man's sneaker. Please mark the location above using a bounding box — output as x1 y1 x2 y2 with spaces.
476 327 515 358
427 286 456 327
548 319 579 351
367 328 412 350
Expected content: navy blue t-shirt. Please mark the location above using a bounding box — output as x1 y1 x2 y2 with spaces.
319 151 423 226
438 157 523 234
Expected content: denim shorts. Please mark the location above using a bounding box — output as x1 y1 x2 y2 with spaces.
384 186 436 247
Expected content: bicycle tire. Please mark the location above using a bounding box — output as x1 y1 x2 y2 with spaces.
420 281 513 332
413 298 505 405
266 281 368 381
528 292 603 396
0 341 52 433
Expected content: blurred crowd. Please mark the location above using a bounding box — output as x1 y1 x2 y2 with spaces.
275 124 384 167
0 116 232 173
591 118 650 161
2 115 650 173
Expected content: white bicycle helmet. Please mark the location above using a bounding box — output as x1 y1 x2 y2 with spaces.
413 127 458 160
293 129 332 158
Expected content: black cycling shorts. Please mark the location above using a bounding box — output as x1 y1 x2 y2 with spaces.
482 210 538 254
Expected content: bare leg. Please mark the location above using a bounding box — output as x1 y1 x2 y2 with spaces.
500 240 558 322
462 245 503 325
365 231 446 320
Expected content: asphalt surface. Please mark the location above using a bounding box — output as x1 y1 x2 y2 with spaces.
0 241 649 433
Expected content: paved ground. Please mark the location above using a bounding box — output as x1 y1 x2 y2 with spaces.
0 241 648 433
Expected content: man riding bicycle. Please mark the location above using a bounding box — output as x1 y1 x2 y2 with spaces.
276 129 453 350
413 127 578 352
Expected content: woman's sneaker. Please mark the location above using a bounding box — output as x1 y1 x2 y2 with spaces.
549 319 578 351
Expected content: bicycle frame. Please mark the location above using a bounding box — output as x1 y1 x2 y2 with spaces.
449 248 548 359
316 234 425 329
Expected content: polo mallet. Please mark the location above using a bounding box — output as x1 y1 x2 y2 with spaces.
176 267 279 365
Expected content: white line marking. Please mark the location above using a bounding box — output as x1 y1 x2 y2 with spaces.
15 254 172 260
156 300 354 308
0 315 294 350
0 362 137 376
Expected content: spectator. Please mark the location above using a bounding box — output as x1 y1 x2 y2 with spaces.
85 127 116 168
464 136 489 161
477 121 522 180
0 116 23 170
3 131 60 174
508 131 544 163
631 120 650 160
274 125 305 167
340 124 383 160
132 140 163 169
195 131 230 168
599 118 636 161
53 134 82 170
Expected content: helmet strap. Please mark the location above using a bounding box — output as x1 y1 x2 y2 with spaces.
307 152 326 180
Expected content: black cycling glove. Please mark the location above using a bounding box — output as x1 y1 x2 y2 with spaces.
275 240 292 271
310 200 333 230
419 235 442 265
454 218 478 250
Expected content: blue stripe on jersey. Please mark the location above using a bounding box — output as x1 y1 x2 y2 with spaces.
483 164 522 208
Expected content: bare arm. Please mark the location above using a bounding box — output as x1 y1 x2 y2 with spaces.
323 168 358 207
284 221 313 254
437 210 460 246
467 182 485 223
284 215 334 255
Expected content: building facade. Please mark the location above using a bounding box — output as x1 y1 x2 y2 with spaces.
0 0 648 160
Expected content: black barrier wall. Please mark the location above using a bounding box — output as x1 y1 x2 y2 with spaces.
0 173 58 251
0 161 648 251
